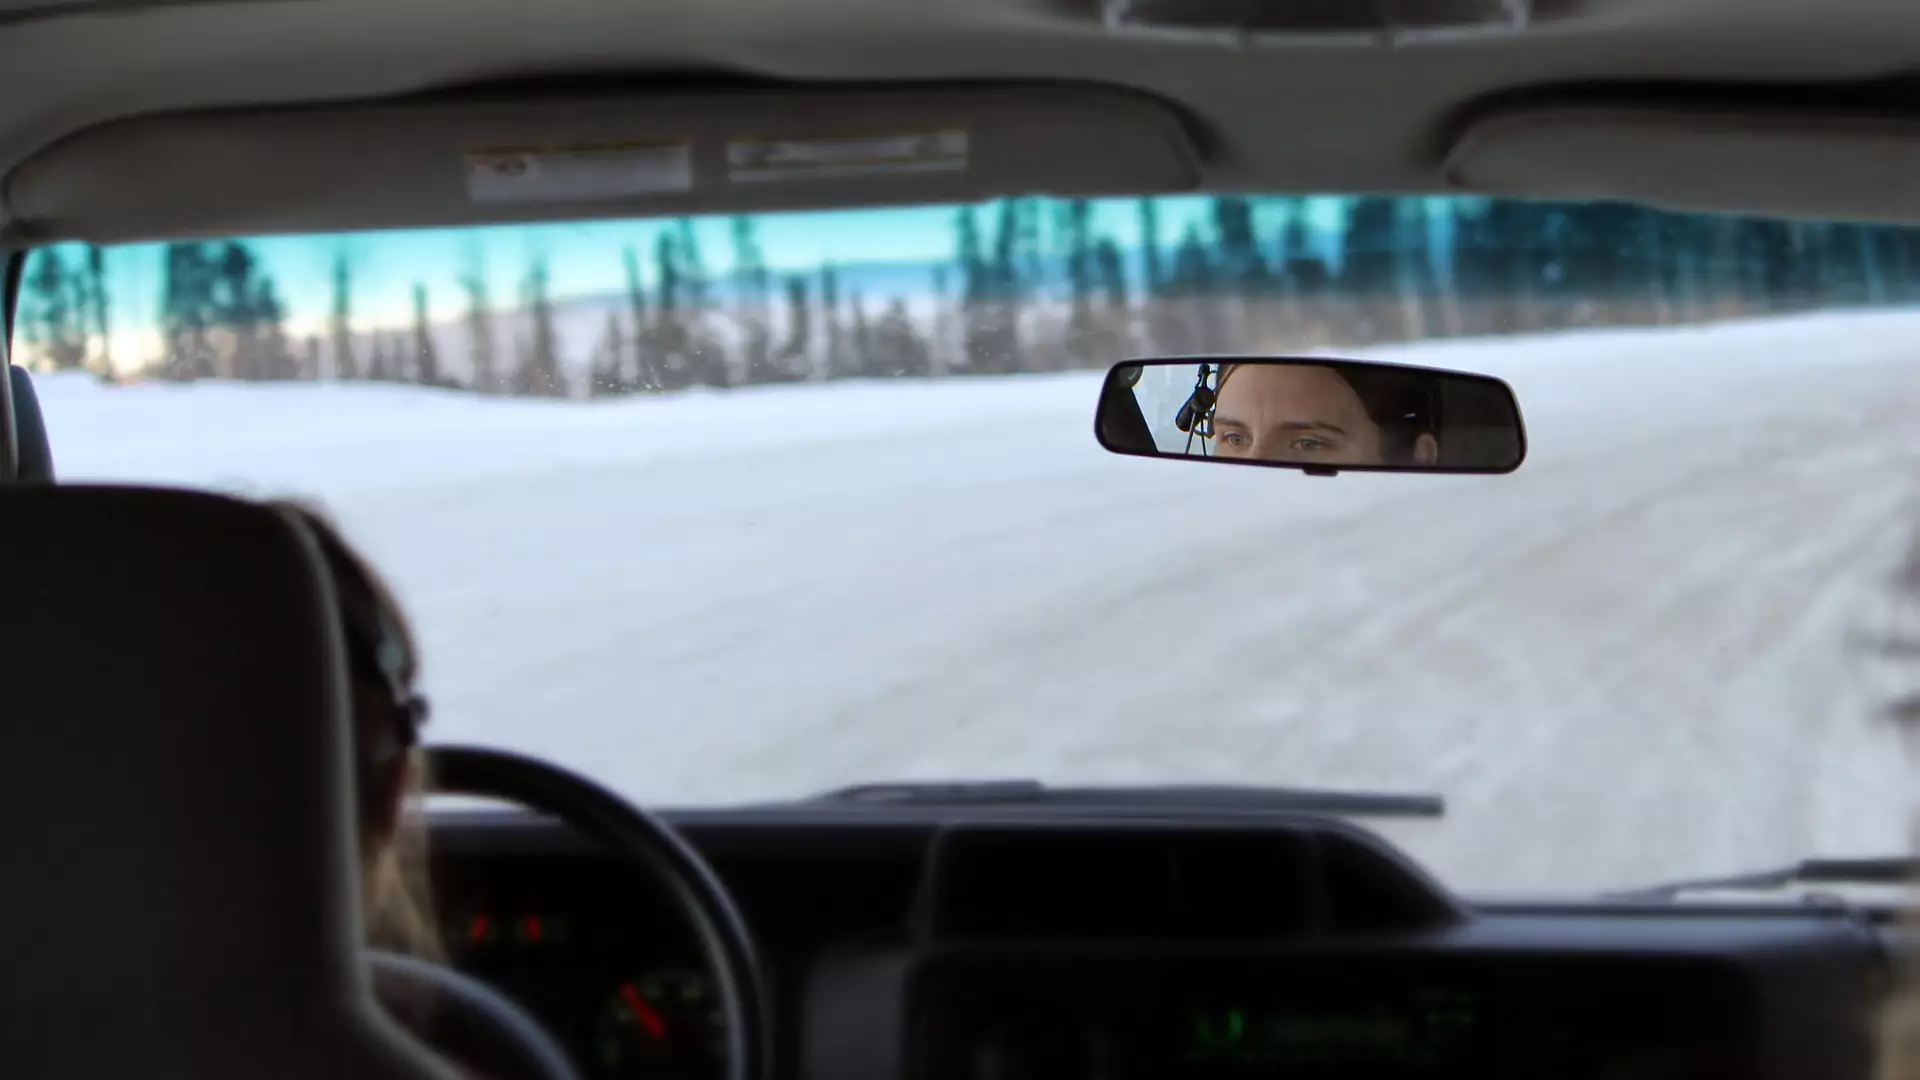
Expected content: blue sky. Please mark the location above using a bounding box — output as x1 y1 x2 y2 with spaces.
73 196 1386 339
43 195 1499 374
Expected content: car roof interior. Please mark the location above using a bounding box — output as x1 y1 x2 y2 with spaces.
9 5 1920 1080
8 0 1920 245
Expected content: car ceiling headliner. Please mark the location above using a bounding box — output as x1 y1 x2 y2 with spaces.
3 0 1920 240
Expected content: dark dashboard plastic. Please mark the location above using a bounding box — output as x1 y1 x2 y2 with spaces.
426 808 1892 1080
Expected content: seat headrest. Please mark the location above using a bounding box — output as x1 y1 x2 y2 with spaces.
0 483 451 1080
7 365 54 482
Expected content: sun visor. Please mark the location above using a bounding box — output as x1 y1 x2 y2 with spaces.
1445 103 1920 224
4 84 1201 244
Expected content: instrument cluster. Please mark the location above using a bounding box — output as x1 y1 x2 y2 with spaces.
436 865 724 1080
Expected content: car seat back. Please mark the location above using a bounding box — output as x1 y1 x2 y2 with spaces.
0 484 454 1080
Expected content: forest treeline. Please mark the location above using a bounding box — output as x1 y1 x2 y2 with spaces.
17 195 1920 396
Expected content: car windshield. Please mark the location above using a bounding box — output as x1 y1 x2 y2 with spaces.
16 194 1920 894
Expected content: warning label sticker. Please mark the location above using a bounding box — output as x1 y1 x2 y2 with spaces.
464 141 693 204
726 129 969 184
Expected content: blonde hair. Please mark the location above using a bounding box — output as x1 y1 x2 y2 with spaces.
363 757 444 966
271 499 444 966
1882 988 1920 1080
1869 530 1920 1080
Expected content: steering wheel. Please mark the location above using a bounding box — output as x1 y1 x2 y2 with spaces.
372 950 583 1080
384 745 770 1080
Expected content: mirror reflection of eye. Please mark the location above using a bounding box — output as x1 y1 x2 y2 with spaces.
1094 359 1523 473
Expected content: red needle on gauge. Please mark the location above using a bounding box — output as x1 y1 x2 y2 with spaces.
620 983 668 1042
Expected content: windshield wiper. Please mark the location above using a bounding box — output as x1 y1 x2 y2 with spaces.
1612 856 1920 901
803 779 1445 818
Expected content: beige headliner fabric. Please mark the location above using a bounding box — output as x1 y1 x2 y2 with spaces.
1446 103 1920 224
4 0 1920 238
4 84 1201 243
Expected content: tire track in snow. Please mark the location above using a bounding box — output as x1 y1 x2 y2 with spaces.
719 357 1920 891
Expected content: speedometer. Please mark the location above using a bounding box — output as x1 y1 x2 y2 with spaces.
593 969 725 1078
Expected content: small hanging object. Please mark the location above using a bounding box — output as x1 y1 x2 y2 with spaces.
1172 362 1221 457
1174 362 1218 439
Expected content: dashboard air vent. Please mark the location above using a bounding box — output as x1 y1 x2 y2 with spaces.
920 820 1462 940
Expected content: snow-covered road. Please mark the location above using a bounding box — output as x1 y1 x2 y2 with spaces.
35 309 1920 894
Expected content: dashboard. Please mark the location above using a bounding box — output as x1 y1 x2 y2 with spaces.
432 852 722 1078
425 808 1897 1080
429 806 932 1080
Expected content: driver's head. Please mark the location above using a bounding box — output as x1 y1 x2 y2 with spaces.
1212 363 1439 466
271 499 443 964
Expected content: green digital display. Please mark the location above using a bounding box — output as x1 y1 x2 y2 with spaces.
1188 989 1478 1072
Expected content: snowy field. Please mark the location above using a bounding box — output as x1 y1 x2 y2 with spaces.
33 308 1920 896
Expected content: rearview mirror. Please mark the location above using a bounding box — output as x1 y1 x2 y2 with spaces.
1095 357 1526 476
